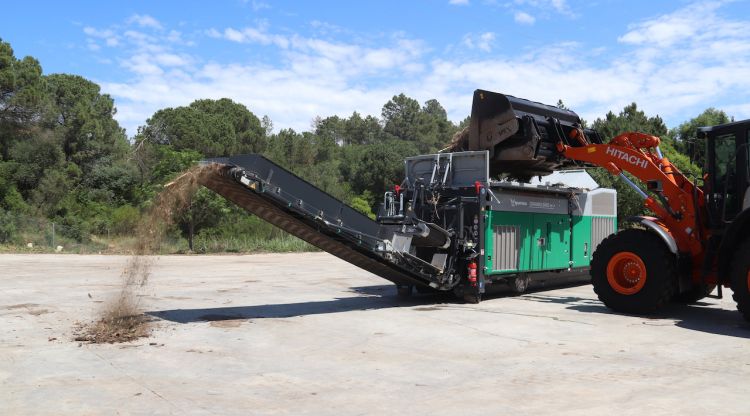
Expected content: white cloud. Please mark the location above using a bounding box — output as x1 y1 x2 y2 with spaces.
462 32 496 52
128 14 163 30
512 0 576 19
87 1 750 137
222 26 290 48
514 11 536 25
205 28 222 38
250 0 270 11
618 1 722 47
83 26 119 48
83 27 114 38
449 0 470 5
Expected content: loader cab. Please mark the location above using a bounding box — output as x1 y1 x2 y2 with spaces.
700 120 750 226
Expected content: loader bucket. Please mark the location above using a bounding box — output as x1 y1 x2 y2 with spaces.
459 89 599 179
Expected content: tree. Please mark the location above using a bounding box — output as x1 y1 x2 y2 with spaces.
179 188 228 251
44 74 128 171
314 115 346 145
382 93 425 146
421 99 455 151
315 112 383 146
382 94 458 153
346 139 420 199
670 108 731 167
0 38 47 159
592 103 668 139
141 98 265 158
344 112 382 145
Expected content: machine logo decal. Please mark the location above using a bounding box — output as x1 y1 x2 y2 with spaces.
605 147 649 169
510 198 556 210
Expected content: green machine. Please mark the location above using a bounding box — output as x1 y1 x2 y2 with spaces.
482 170 617 291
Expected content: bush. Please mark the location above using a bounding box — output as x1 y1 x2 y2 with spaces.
111 205 140 235
0 209 17 243
349 195 375 219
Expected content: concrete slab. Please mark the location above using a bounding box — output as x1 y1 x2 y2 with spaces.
1 253 749 415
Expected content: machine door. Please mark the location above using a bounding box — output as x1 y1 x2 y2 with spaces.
531 214 571 270
704 122 750 223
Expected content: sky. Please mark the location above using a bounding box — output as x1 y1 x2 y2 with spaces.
4 0 750 137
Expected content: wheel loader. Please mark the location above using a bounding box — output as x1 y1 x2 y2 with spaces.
464 89 750 320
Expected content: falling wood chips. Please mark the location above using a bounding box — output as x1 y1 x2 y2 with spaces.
75 164 221 343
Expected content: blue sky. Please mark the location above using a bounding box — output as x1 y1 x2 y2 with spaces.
4 0 750 137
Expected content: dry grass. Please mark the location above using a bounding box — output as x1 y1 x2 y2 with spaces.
76 164 220 344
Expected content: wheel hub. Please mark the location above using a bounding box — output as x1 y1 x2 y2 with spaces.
607 251 647 295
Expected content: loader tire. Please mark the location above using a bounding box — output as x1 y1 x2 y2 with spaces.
590 229 676 315
673 283 716 303
729 239 750 322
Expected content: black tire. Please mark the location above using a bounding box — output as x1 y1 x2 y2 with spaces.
463 293 481 304
729 239 750 322
673 283 716 303
508 273 530 294
396 285 413 299
590 229 676 314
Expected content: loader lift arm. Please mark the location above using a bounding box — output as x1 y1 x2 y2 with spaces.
558 130 711 280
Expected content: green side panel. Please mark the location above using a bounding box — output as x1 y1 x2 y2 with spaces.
534 214 571 270
570 215 617 268
571 215 592 268
484 211 571 275
484 211 531 273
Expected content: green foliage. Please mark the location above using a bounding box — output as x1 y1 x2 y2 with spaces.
344 139 420 198
44 74 128 170
178 189 230 250
0 38 47 159
381 93 458 153
0 208 16 243
0 36 739 254
350 194 376 219
111 205 140 235
141 98 265 157
669 108 731 167
592 103 668 139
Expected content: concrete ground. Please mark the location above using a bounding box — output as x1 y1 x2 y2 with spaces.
2 253 750 415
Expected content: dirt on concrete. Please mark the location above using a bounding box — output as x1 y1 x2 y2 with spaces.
75 164 220 344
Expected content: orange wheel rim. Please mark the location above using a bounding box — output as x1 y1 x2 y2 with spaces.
606 252 647 295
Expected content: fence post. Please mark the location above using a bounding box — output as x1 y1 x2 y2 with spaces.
52 222 55 248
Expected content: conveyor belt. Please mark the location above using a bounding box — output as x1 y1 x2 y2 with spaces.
199 155 436 288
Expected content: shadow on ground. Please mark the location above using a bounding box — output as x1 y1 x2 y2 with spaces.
517 292 750 339
146 278 585 324
147 278 750 338
147 285 423 323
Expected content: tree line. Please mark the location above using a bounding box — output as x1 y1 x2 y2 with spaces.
0 37 733 252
